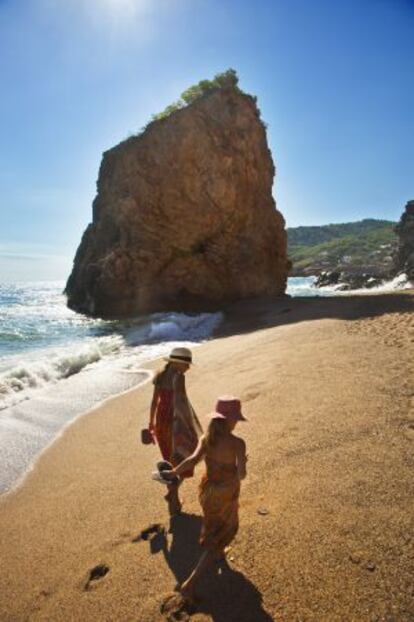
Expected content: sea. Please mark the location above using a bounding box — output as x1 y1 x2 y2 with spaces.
0 275 408 493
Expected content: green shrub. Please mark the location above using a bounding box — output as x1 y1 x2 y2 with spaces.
151 69 240 123
287 221 398 272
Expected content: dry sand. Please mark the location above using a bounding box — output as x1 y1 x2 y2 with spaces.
0 292 413 622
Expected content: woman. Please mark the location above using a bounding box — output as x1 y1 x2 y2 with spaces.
163 396 247 602
149 346 202 515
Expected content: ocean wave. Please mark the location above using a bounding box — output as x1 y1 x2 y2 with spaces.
318 273 413 295
0 336 124 409
0 310 223 411
286 276 334 297
129 311 222 344
0 332 32 342
287 273 413 297
0 282 224 492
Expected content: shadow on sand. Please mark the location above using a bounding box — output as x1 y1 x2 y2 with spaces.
143 512 275 621
217 291 413 338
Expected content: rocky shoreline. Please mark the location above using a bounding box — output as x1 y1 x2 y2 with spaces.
395 200 414 282
313 269 390 290
291 201 414 291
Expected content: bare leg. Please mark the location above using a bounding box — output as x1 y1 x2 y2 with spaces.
165 481 182 516
180 550 215 602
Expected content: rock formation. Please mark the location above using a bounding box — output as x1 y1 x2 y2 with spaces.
394 200 414 282
314 270 385 290
65 85 288 318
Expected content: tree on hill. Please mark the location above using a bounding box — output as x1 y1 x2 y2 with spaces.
287 219 396 248
287 219 398 275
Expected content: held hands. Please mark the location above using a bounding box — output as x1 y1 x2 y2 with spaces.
161 469 179 482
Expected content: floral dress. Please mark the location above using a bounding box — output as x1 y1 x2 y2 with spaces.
153 369 202 478
199 455 240 552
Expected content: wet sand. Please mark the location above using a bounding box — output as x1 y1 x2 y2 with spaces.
0 292 413 621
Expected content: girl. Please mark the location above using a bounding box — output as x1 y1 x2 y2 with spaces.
149 347 202 515
164 396 247 602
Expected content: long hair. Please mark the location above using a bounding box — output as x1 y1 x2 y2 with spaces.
154 362 171 385
205 417 229 448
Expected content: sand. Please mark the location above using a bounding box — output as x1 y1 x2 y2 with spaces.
0 292 413 622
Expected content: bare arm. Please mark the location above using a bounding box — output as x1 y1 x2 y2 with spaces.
172 436 206 477
235 438 247 481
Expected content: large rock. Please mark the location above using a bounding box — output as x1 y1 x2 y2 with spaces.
394 200 414 281
65 87 288 318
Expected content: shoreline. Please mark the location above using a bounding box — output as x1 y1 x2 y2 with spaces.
0 283 312 497
0 288 368 495
0 370 153 499
0 306 223 494
0 291 413 621
1 289 412 497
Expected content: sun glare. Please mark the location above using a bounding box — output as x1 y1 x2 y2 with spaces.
99 0 151 18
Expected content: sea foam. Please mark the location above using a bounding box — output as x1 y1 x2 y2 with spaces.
0 280 223 493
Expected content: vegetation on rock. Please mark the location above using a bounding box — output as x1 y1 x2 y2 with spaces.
288 219 397 275
150 69 240 123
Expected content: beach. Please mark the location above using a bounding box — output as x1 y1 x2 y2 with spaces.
0 292 413 621
0 280 223 494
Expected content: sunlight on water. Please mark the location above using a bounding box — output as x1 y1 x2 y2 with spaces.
0 280 224 492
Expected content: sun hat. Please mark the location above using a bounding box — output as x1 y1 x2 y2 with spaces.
164 347 193 365
208 396 247 422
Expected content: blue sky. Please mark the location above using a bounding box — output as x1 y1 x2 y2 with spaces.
0 0 413 281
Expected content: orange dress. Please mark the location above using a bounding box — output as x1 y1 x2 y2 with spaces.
199 456 240 553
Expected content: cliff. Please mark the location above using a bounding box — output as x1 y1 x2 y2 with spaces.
65 84 287 318
394 200 414 281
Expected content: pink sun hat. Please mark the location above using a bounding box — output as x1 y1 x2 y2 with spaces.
208 396 247 422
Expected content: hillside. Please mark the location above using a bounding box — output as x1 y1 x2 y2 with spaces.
288 219 397 276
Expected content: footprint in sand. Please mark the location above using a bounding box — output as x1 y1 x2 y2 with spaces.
84 564 110 591
243 391 260 402
132 523 165 543
243 382 267 402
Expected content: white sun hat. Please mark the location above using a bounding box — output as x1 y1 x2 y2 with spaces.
164 346 193 365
